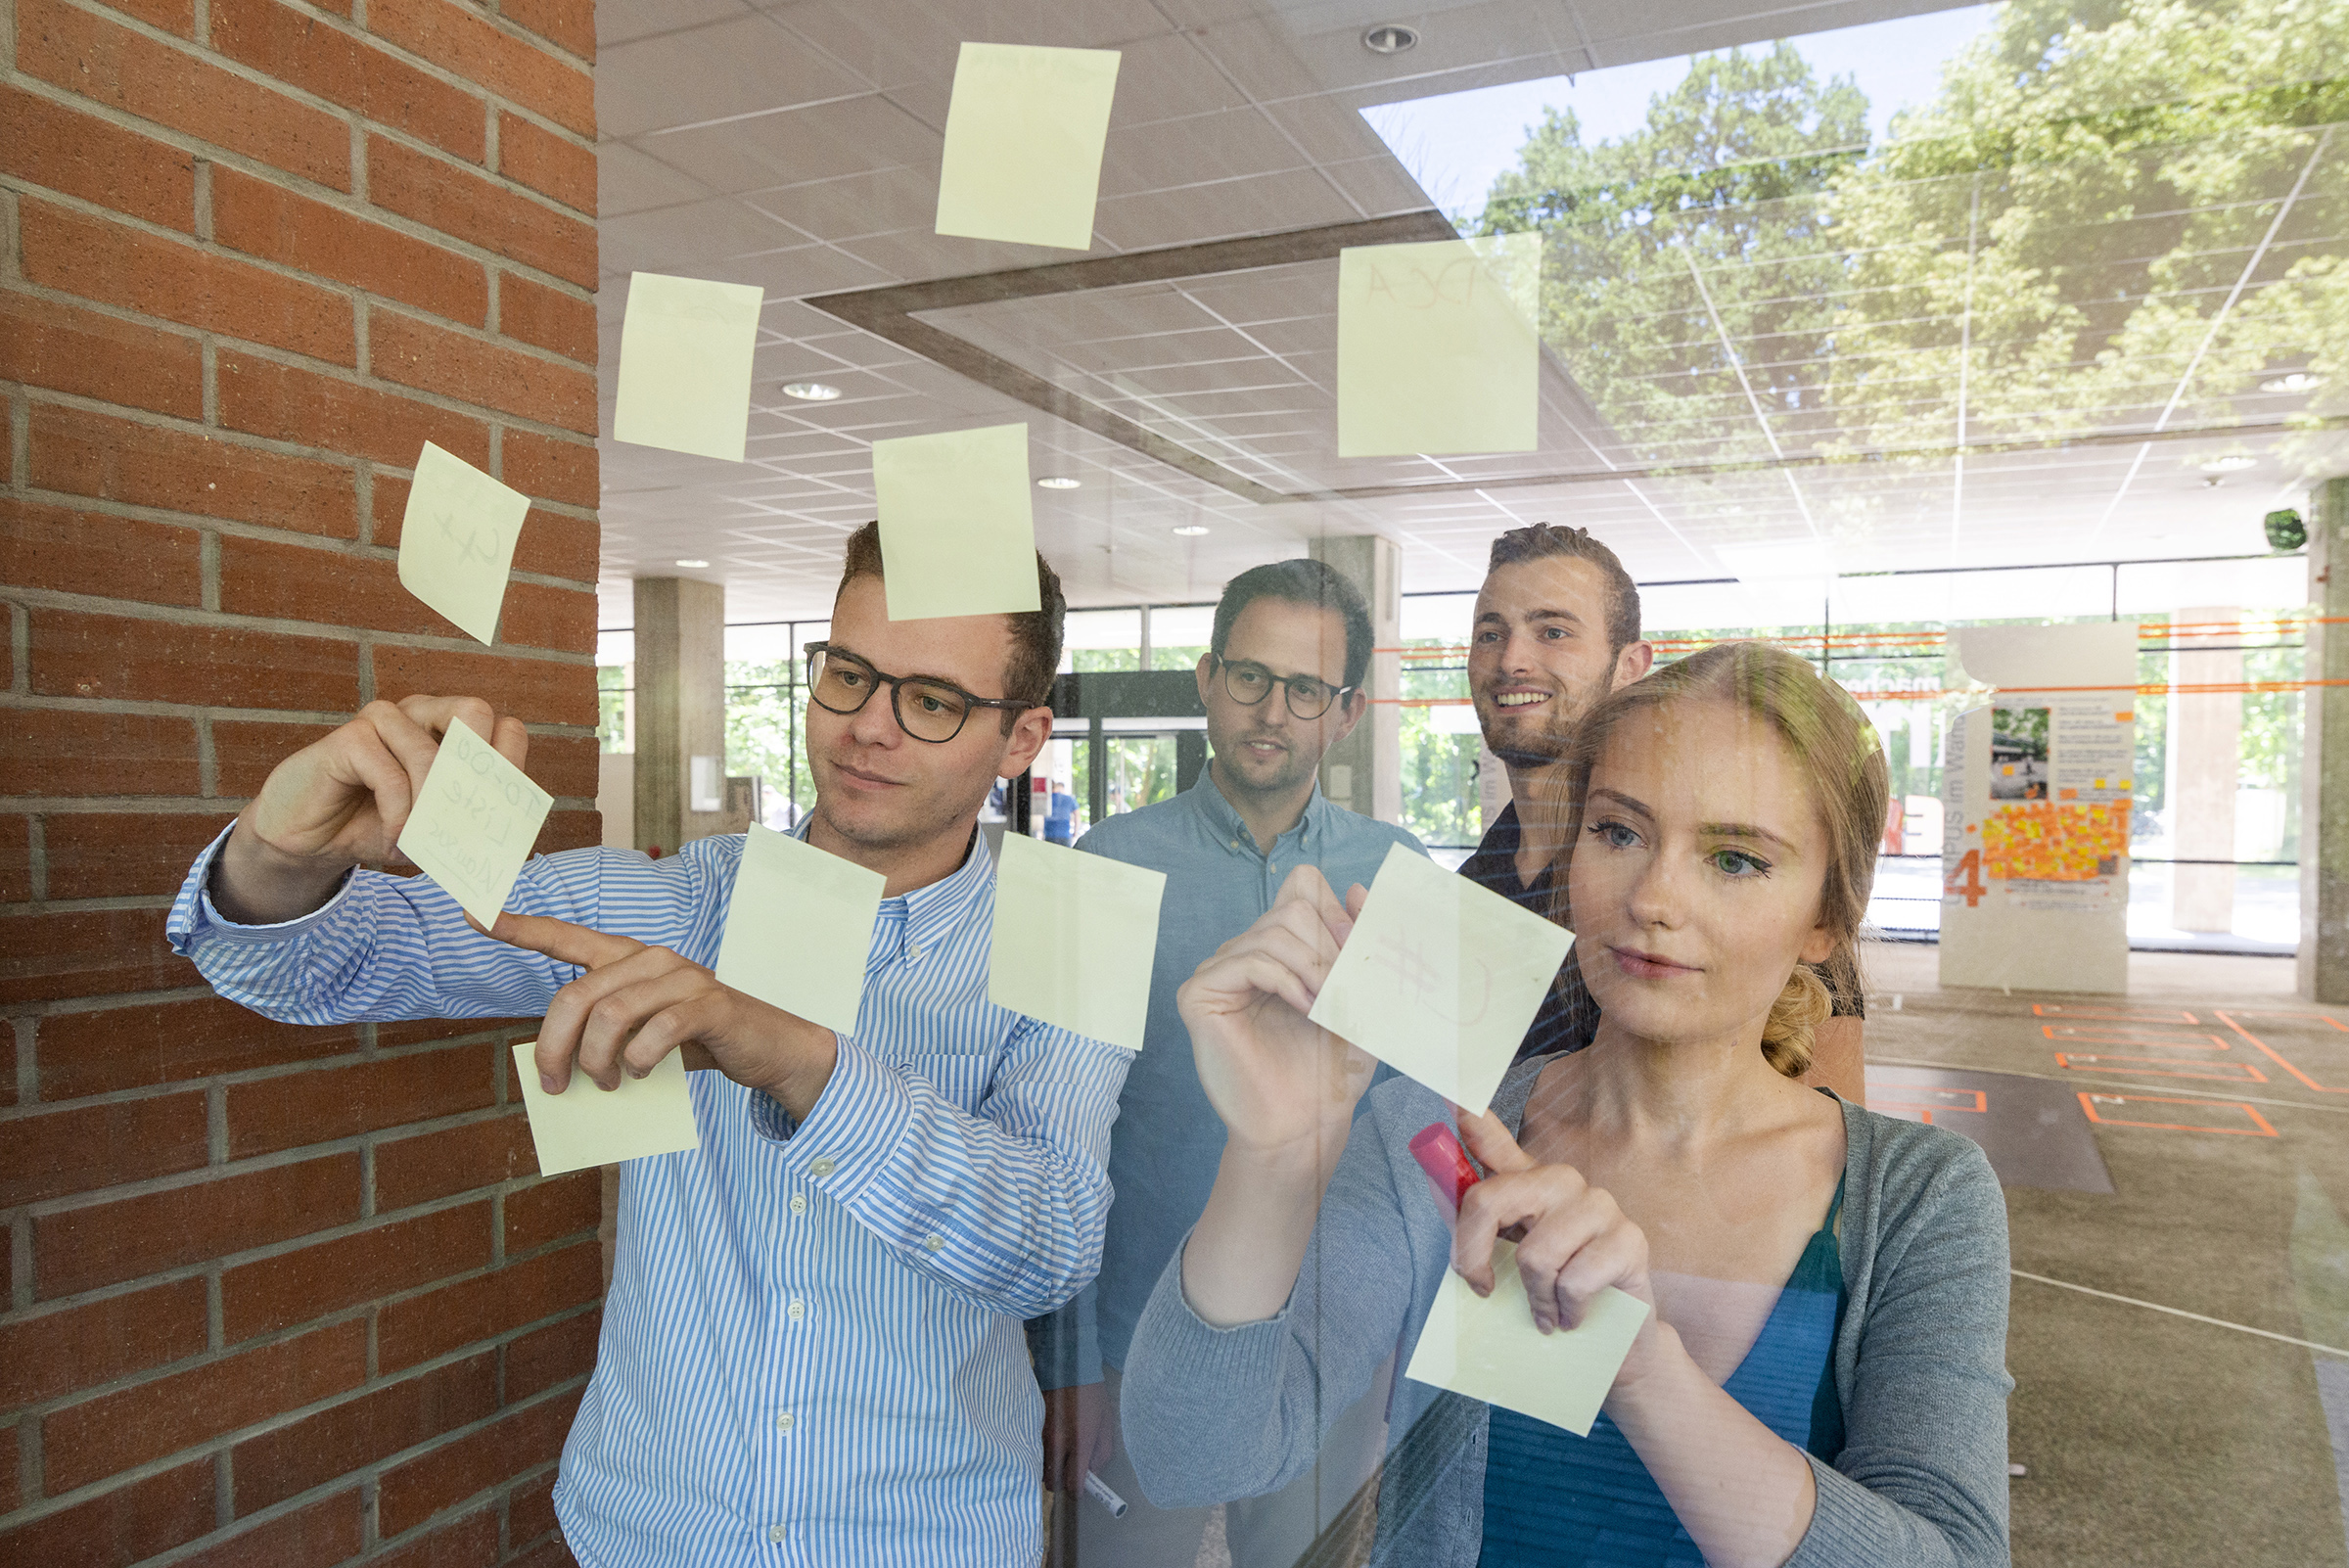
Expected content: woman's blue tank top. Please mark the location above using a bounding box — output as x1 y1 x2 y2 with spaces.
1476 1172 1849 1566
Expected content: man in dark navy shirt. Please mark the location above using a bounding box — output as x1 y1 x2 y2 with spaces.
1457 524 1865 1091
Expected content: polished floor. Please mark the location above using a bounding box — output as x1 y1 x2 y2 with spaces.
1861 943 2349 1568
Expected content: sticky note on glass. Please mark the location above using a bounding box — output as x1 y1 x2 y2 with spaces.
395 717 553 928
935 43 1121 251
872 423 1041 621
1405 1243 1649 1437
988 833 1165 1051
1337 233 1541 457
396 441 528 645
713 825 885 1037
614 271 764 463
512 1040 700 1176
1307 844 1570 1116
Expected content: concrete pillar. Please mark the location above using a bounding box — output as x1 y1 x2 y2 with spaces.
632 576 729 854
2302 479 2349 1001
1309 535 1402 823
2169 606 2242 933
1477 740 1510 833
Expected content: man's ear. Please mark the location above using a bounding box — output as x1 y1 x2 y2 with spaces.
1195 650 1217 707
1614 638 1656 688
999 705 1054 779
1328 687 1369 747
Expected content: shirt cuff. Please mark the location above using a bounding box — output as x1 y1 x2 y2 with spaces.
759 1033 913 1201
166 823 359 954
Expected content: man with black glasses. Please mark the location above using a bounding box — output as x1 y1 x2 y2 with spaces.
1029 559 1426 1568
166 522 1131 1566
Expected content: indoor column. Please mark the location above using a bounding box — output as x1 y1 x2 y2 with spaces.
2169 608 2242 933
633 576 729 855
2302 478 2349 1000
1309 534 1402 823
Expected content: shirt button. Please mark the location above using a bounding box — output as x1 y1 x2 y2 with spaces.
789 1193 807 1216
768 1524 786 1542
907 941 923 960
810 1157 835 1178
923 1233 945 1253
788 1298 806 1321
776 1409 795 1432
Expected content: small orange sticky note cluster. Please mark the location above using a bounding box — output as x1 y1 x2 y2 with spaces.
1982 802 2131 881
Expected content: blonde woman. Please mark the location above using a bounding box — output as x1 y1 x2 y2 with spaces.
1121 642 2010 1567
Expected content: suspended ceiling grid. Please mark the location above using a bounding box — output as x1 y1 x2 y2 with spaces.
592 0 2346 626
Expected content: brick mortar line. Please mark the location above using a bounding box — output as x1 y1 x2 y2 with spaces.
0 786 599 811
0 584 604 662
28 0 598 188
0 256 605 444
0 373 605 506
0 169 600 376
2 1037 537 1133
2 1357 593 1535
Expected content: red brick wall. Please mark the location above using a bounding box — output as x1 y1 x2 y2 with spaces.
0 2 603 1562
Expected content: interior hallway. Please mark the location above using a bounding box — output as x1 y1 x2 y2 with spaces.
1859 944 2349 1568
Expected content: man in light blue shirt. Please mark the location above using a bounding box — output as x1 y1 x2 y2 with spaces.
1030 560 1426 1567
167 525 1130 1567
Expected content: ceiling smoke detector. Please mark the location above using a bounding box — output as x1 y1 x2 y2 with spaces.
781 382 841 401
1361 23 1418 55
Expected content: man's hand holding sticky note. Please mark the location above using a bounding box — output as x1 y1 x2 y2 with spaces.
935 42 1121 251
397 441 529 644
988 833 1166 1051
714 825 885 1037
1337 233 1542 457
512 1039 700 1176
614 271 765 463
1305 843 1571 1116
395 716 553 929
1405 1241 1651 1438
872 423 1042 622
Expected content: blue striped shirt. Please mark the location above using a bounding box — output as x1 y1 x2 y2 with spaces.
166 824 1132 1567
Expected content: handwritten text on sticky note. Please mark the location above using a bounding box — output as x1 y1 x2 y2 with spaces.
1405 1241 1650 1437
397 441 529 645
614 271 764 464
1337 233 1541 458
512 1040 700 1176
935 43 1121 252
395 717 552 928
988 833 1165 1052
872 423 1042 622
714 825 885 1037
1307 844 1571 1116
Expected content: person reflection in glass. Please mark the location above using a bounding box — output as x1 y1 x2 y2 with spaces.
1120 641 2012 1567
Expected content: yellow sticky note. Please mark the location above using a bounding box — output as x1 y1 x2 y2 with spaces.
614 271 764 463
935 42 1121 251
714 825 885 1037
987 833 1166 1051
1405 1243 1650 1437
394 717 553 928
396 441 528 645
512 1040 700 1176
1307 844 1571 1116
1336 233 1541 457
872 423 1042 622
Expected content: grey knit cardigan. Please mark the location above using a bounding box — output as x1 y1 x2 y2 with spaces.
1120 1056 2013 1567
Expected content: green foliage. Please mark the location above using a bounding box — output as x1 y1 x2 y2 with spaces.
725 662 812 815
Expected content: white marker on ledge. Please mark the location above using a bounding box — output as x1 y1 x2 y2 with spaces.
1082 1470 1128 1518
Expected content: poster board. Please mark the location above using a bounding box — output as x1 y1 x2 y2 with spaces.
1938 623 2138 993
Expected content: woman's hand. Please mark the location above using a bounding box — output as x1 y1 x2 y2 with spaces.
1451 1109 1666 1378
1177 864 1377 1160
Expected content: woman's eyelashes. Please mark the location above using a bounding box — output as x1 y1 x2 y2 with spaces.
1589 818 1642 851
1588 818 1773 879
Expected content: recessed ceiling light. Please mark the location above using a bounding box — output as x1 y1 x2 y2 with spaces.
2260 371 2325 393
2198 454 2257 473
1173 525 1210 536
1036 476 1082 489
1361 22 1417 54
781 382 841 401
674 558 711 569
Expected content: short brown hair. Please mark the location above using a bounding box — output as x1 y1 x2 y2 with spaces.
1488 524 1640 656
1548 641 1886 1078
837 522 1067 720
